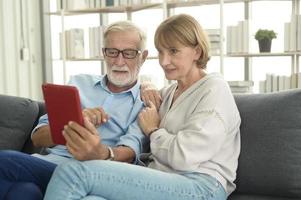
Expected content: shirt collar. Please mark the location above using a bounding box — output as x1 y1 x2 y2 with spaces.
94 75 140 101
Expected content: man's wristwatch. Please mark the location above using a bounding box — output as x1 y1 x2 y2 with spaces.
106 146 115 161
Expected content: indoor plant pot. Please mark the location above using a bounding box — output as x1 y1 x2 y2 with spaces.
255 29 277 53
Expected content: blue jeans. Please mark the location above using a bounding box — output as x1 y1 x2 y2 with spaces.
0 150 57 199
44 160 227 200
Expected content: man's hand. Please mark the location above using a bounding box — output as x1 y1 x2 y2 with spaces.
63 117 108 161
140 83 162 110
82 107 109 127
138 101 160 136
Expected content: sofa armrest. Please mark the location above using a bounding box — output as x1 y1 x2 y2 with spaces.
0 95 45 153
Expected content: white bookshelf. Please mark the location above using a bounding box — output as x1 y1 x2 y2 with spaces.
46 0 300 92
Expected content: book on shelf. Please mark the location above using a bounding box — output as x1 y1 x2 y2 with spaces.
265 74 273 93
231 26 238 53
277 76 285 91
237 21 243 54
272 74 278 92
297 73 301 88
57 0 91 10
259 80 266 93
226 20 249 54
291 73 297 89
284 14 301 52
226 26 232 54
206 29 220 36
89 26 104 58
284 76 291 90
298 15 301 51
290 14 297 51
284 22 291 52
60 28 85 59
242 20 250 53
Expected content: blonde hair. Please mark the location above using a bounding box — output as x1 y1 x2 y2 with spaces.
104 21 147 50
154 14 210 69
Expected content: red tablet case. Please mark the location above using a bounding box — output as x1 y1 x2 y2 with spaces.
42 83 84 145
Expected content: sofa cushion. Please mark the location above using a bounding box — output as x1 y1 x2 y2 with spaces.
233 89 301 198
229 194 296 200
0 95 39 151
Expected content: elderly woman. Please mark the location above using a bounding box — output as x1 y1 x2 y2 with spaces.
44 14 241 200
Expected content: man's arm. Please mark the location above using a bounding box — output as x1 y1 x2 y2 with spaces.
31 125 55 147
112 145 135 163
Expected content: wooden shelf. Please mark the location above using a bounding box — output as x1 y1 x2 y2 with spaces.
48 3 162 15
166 0 291 9
227 52 298 57
60 52 300 62
59 56 160 61
48 0 293 15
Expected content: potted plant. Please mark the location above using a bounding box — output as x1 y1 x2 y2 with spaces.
255 29 277 53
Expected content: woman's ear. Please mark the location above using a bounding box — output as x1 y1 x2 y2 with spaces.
194 46 202 60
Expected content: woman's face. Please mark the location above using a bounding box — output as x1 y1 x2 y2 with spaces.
157 43 201 83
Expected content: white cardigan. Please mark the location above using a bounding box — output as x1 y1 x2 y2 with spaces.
148 73 241 195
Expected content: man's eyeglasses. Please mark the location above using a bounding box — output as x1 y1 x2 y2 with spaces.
103 48 141 59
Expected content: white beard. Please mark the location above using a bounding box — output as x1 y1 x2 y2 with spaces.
107 65 139 87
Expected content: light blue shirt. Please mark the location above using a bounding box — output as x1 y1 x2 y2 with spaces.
32 74 148 162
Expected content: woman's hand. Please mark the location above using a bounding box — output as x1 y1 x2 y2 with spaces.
140 82 162 110
138 101 160 136
82 107 109 127
141 89 162 110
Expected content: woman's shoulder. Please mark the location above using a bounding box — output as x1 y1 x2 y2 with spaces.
199 73 231 93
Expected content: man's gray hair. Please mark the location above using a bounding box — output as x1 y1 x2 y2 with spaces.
104 21 147 50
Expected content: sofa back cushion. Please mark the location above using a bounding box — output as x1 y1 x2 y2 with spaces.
233 89 301 198
0 95 39 151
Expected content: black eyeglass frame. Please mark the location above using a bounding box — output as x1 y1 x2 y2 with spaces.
103 48 142 59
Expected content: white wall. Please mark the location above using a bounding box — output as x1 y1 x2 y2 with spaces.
0 0 44 100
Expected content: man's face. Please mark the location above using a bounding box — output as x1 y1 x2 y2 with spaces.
104 31 147 91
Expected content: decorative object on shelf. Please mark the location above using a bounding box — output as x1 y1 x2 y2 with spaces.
255 29 277 53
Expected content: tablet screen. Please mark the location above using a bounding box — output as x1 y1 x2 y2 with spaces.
42 83 84 145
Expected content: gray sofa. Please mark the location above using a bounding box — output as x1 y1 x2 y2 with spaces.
0 94 46 154
0 89 301 199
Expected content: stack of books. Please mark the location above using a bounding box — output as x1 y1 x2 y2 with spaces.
206 29 221 55
228 81 254 94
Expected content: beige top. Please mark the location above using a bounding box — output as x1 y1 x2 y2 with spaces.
148 73 241 195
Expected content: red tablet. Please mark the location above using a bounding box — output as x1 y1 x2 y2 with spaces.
42 83 84 145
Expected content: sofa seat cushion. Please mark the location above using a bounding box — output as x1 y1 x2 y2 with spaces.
233 89 301 198
0 95 39 151
229 194 297 200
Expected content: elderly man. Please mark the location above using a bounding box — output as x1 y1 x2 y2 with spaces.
0 20 149 200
